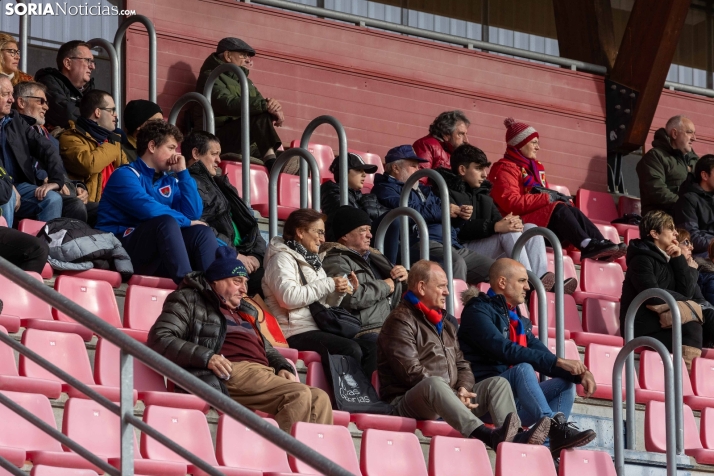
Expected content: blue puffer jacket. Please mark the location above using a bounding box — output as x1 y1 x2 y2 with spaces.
457 288 580 384
371 172 463 248
96 158 203 237
696 258 714 307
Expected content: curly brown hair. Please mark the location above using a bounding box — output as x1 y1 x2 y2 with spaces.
136 119 183 157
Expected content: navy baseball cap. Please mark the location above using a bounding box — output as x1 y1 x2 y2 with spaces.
384 145 430 164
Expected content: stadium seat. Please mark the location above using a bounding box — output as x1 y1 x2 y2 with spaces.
623 227 639 245
0 325 61 398
495 442 556 476
417 420 461 438
289 422 361 475
575 189 638 236
60 269 123 288
216 415 292 472
549 184 571 197
52 275 122 331
572 259 624 305
289 140 336 184
545 252 579 284
0 216 6 227
546 339 580 362
452 279 469 322
360 429 427 476
592 223 626 271
94 338 209 412
350 411 417 433
428 435 492 476
20 328 136 403
277 174 312 220
638 350 712 409
123 284 172 340
691 358 714 406
618 196 641 217
298 351 321 366
30 467 99 476
275 347 299 363
127 275 177 290
303 361 352 427
141 405 259 476
580 343 657 401
349 149 383 193
645 400 714 464
529 292 575 340
18 219 45 236
580 299 623 346
558 449 616 476
220 162 271 217
701 407 714 449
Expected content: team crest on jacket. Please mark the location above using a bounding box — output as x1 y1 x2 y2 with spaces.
159 186 172 198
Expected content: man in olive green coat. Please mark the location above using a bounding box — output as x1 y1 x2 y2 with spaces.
195 37 283 170
637 115 698 216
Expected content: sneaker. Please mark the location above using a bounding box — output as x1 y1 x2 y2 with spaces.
548 413 596 455
512 416 551 445
540 272 556 292
580 240 619 261
563 278 578 295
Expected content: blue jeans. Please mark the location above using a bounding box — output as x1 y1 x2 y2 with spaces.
499 362 576 427
15 182 63 223
0 189 16 227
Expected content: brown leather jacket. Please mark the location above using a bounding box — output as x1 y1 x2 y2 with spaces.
377 300 474 403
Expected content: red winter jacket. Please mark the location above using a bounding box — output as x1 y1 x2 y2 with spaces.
413 135 452 170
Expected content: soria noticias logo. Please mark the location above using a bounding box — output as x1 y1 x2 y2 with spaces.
4 2 136 16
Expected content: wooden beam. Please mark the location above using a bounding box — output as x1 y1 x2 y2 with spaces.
610 0 692 152
552 0 618 71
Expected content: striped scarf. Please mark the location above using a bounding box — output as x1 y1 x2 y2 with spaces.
503 145 546 189
487 288 526 347
403 290 444 335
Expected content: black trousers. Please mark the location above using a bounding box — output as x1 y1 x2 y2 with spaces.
216 112 282 159
703 308 714 349
287 330 378 379
547 204 605 250
0 227 49 274
61 195 88 223
646 320 703 350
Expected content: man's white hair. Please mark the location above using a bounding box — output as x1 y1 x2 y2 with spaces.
665 115 688 133
384 159 404 177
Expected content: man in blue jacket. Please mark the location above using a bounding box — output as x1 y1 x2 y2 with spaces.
371 144 494 284
96 120 218 283
458 258 597 457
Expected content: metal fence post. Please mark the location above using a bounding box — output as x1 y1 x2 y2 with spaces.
113 15 157 103
168 92 215 135
299 116 349 209
119 350 134 476
17 0 27 74
373 207 430 263
87 38 121 126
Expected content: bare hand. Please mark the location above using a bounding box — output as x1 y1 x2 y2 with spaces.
457 387 479 409
383 277 395 294
390 265 408 282
60 184 70 195
580 370 597 398
190 220 208 227
449 203 461 218
333 276 350 293
13 186 20 212
167 153 187 172
76 187 89 205
34 183 58 200
556 357 587 376
666 241 682 258
238 254 260 274
278 369 298 382
347 271 359 293
207 354 233 380
458 205 473 220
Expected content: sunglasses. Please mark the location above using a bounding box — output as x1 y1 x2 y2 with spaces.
22 96 47 105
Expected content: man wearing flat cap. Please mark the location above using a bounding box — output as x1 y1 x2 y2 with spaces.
196 37 284 171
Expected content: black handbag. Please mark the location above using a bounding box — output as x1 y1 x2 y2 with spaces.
529 186 571 203
295 262 362 339
327 353 394 414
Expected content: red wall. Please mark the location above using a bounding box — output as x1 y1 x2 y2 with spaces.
647 89 714 156
125 0 615 192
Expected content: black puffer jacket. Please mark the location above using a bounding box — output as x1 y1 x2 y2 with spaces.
147 272 293 395
188 161 266 260
674 174 714 255
320 180 389 241
35 67 95 129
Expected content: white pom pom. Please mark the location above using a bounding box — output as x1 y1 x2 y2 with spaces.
504 117 516 128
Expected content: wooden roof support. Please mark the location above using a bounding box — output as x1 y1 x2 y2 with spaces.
552 0 618 71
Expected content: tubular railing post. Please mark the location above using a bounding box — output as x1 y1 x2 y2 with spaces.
202 63 251 207
119 350 134 476
299 116 349 208
374 207 430 263
168 92 215 135
511 227 564 357
17 0 27 73
613 337 676 476
399 169 454 315
0 456 25 476
87 38 121 126
526 270 549 349
624 289 683 454
113 14 157 103
268 148 321 239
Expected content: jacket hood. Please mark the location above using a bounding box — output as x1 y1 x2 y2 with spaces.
320 241 384 257
461 286 482 305
18 112 37 126
697 257 714 274
35 67 94 94
434 167 464 191
679 173 713 198
626 238 669 265
320 179 361 198
651 128 675 154
373 172 398 186
200 53 250 78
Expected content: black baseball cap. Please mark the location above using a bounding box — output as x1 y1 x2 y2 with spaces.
328 152 378 175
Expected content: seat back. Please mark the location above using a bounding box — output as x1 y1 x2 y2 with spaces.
140 405 218 464
306 361 335 406
0 390 62 452
0 326 17 377
216 415 291 471
62 397 140 457
495 442 556 476
290 140 335 183
220 162 270 206
701 407 714 449
452 279 469 321
639 350 693 395
30 467 99 476
580 259 624 298
546 252 579 284
546 339 581 361
692 357 714 398
549 184 571 197
645 400 701 452
361 429 427 476
618 196 641 217
349 149 383 192
575 189 618 223
594 223 621 244
584 343 637 395
581 299 620 336
0 271 52 321
290 422 361 474
558 449 616 476
53 276 122 327
623 227 640 245
530 292 582 332
428 435 492 476
18 219 46 237
0 216 6 227
278 174 312 208
94 338 166 391
124 285 171 331
20 328 94 384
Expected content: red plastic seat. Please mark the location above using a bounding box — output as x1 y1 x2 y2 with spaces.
546 339 581 362
645 400 714 464
0 325 61 398
580 299 623 346
575 189 638 236
0 270 49 333
20 329 135 403
275 347 299 363
289 422 361 475
558 449 616 476
304 361 350 427
349 149 383 193
618 196 641 217
60 269 122 288
127 275 177 290
692 358 714 405
217 415 292 472
361 429 427 476
580 343 655 401
452 279 469 322
141 405 259 476
545 252 579 285
623 227 640 245
289 140 335 184
18 218 45 236
529 292 576 340
572 259 623 305
30 467 99 476
638 350 712 409
298 351 321 366
220 162 271 217
350 412 417 433
495 442 556 476
416 420 461 438
94 338 209 412
429 435 491 476
277 174 312 220
0 216 6 227
701 407 714 449
549 184 571 197
123 285 172 335
53 275 122 332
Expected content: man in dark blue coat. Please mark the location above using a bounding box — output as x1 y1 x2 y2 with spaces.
458 258 597 456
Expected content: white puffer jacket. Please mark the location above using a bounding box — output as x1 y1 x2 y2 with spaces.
262 236 344 339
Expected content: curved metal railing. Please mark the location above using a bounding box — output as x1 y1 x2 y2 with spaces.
168 92 215 135
87 38 121 125
299 116 349 208
374 207 430 263
113 14 157 103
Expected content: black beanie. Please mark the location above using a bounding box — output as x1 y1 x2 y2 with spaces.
124 100 163 135
331 206 372 241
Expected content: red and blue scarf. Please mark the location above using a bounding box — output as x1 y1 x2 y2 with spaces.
503 145 547 189
404 290 445 334
487 288 526 347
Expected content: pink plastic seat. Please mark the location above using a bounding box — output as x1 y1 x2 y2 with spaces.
623 227 640 245
529 292 576 340
452 279 469 322
429 435 492 476
276 347 299 363
580 299 623 346
0 270 50 333
350 412 417 433
545 252 579 286
277 174 312 220
692 358 714 407
95 338 209 412
0 216 6 227
123 285 172 333
495 442 556 476
416 420 461 438
618 196 641 217
30 467 99 476
0 325 61 398
580 343 656 401
304 361 350 427
349 149 383 193
60 269 122 288
141 405 260 476
701 407 714 449
18 219 45 236
645 400 714 464
220 162 271 217
127 275 177 290
360 429 427 476
575 189 638 236
545 339 580 362
638 350 713 409
572 259 623 305
289 141 336 184
558 449 616 476
549 184 571 198
290 422 361 474
298 351 321 366
217 415 292 472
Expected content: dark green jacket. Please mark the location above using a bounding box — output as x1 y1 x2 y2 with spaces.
636 128 698 216
195 53 267 129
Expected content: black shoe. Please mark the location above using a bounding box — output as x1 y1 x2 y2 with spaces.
580 240 619 261
471 412 520 449
540 272 556 292
548 413 597 455
563 278 578 295
512 416 551 445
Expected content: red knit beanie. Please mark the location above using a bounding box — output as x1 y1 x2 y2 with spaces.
504 117 539 150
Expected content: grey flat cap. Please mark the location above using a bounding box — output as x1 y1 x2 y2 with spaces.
216 37 256 56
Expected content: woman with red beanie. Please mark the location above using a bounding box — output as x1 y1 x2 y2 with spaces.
488 118 624 261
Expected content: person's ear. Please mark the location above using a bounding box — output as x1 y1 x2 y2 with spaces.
147 140 157 154
497 276 507 291
223 51 232 63
295 228 304 241
458 164 466 177
649 229 659 240
192 147 201 161
62 57 72 72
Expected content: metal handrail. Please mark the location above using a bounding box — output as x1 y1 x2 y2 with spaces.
373 207 430 264
399 169 454 315
623 288 683 454
299 116 349 208
0 256 355 476
87 38 121 125
202 63 252 207
113 14 157 103
511 227 565 357
613 337 676 476
268 147 321 239
17 0 27 73
168 92 215 135
664 81 714 98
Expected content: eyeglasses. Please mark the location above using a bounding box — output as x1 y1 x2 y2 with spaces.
98 107 117 115
309 228 325 237
70 57 96 66
22 96 47 105
682 239 692 247
1 49 20 57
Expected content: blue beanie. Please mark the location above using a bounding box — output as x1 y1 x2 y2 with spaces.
204 246 248 282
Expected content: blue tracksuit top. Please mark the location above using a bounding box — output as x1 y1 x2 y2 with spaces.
95 158 203 237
